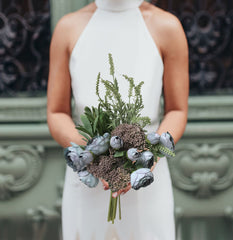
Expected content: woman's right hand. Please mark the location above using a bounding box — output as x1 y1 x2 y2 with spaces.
101 179 109 190
100 179 131 198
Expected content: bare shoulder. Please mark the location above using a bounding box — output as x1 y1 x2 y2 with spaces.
140 2 188 56
141 2 184 35
51 3 97 54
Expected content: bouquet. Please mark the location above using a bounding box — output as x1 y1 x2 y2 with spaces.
64 53 175 223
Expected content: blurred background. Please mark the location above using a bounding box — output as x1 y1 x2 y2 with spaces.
0 0 233 239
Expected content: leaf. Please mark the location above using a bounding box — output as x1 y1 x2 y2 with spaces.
157 153 165 158
79 131 91 141
135 163 144 169
76 125 92 137
93 115 99 133
114 151 125 158
84 106 92 116
80 115 93 136
157 144 175 157
123 160 133 168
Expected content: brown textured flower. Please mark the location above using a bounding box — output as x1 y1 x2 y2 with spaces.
87 155 123 178
107 167 131 192
87 155 131 192
111 123 146 150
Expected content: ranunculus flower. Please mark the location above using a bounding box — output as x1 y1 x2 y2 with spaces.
64 143 84 172
130 168 154 190
65 142 94 172
147 132 160 145
141 151 154 169
159 132 175 151
86 133 110 155
78 170 99 188
110 136 123 150
127 148 142 162
78 151 94 165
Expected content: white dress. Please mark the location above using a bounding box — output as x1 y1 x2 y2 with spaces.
62 0 175 239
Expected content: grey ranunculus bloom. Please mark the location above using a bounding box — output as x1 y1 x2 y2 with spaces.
66 143 94 172
130 168 154 190
147 132 160 145
78 170 99 188
86 133 110 155
127 148 142 162
110 136 124 150
159 132 175 151
65 143 85 172
78 150 94 165
140 151 154 169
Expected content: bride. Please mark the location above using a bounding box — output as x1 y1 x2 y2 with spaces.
47 0 189 239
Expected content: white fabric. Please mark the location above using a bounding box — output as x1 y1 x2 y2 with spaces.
95 0 143 11
62 0 175 239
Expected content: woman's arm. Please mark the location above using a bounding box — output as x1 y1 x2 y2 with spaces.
156 13 189 144
148 10 189 172
47 15 86 148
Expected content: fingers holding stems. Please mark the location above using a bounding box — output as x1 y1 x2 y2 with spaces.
101 179 109 190
112 182 131 198
101 178 131 198
102 156 160 197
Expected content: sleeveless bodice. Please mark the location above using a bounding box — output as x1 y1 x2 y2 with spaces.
69 0 164 132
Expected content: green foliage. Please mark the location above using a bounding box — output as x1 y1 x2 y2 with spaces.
123 160 137 172
96 53 151 129
77 53 151 140
157 144 175 157
114 151 125 158
76 105 112 140
146 141 176 159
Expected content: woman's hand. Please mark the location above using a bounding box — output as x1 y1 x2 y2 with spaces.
100 179 131 198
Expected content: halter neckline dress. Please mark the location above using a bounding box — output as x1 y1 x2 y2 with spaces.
62 0 175 239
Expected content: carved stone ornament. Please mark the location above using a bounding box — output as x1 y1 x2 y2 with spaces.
27 205 60 222
26 180 64 223
170 143 233 198
0 145 44 200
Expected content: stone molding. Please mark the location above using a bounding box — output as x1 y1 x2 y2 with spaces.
0 145 44 200
0 97 47 123
170 143 233 198
160 96 233 121
0 96 232 123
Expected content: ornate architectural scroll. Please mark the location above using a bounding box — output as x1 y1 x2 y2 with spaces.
0 0 50 96
0 145 44 200
170 143 233 198
152 0 233 94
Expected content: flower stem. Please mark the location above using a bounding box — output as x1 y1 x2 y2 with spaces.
119 195 121 220
107 191 122 223
113 196 117 221
108 191 113 222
